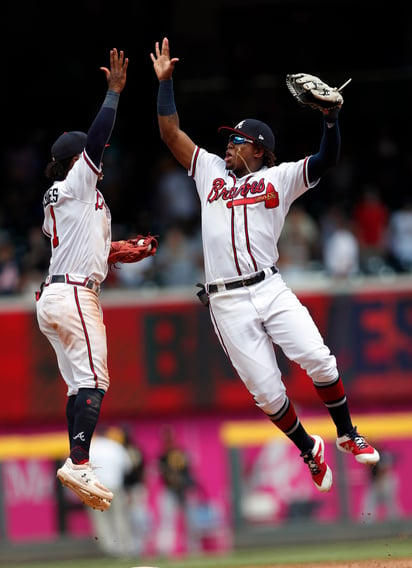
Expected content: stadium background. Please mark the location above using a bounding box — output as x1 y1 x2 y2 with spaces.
5 0 412 245
2 0 412 563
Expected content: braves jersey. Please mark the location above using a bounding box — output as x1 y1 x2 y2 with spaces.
42 151 111 283
189 148 318 283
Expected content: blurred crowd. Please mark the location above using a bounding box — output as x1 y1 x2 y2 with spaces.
81 423 228 559
1 125 412 298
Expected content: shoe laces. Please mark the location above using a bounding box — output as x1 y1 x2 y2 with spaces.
301 451 321 475
79 463 101 483
347 427 368 449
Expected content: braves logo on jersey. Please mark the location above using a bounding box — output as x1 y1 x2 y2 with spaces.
207 178 279 209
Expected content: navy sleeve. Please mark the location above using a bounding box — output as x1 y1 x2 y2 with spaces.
307 115 341 183
85 90 119 167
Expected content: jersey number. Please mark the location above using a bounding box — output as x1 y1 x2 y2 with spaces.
50 206 59 248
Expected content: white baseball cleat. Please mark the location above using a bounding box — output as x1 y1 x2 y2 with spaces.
57 457 113 511
336 427 380 465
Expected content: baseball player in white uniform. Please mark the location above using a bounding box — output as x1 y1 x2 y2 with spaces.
151 38 379 493
36 48 128 510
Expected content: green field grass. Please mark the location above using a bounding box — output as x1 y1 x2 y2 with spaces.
3 538 412 568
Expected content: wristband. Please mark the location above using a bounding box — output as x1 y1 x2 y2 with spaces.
158 79 177 116
103 90 120 110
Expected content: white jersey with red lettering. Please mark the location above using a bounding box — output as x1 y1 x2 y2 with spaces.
189 146 338 417
190 147 317 284
42 151 111 283
36 150 111 395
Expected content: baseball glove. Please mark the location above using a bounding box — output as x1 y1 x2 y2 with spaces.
286 73 352 112
108 234 158 265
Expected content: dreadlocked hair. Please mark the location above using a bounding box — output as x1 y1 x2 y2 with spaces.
263 149 276 168
44 158 73 181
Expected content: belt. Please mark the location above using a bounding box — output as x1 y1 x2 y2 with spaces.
44 274 101 293
208 266 277 294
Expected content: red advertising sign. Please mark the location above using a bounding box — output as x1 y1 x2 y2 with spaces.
1 284 411 426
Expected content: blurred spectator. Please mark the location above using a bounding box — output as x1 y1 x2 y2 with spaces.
372 131 409 210
154 225 204 287
361 451 401 523
150 154 200 235
109 255 158 289
0 232 21 295
2 141 45 240
352 185 390 274
319 203 344 244
155 426 200 556
122 429 153 556
19 226 50 295
322 208 360 279
277 204 321 275
321 154 357 206
88 426 135 558
386 198 412 273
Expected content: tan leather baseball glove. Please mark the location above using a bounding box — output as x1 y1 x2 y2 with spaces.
286 73 351 112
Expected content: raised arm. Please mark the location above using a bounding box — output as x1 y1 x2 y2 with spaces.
150 37 196 171
86 48 128 168
307 110 341 183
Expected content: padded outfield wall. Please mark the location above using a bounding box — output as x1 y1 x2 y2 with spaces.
1 276 411 427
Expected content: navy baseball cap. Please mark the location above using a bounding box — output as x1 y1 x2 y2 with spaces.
51 131 87 161
218 119 275 152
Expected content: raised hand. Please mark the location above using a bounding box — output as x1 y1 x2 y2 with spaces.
150 37 180 81
100 48 128 93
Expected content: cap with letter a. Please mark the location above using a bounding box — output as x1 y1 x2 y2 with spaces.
51 131 87 161
218 118 275 152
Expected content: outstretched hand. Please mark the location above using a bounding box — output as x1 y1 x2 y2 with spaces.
150 37 180 81
100 48 128 94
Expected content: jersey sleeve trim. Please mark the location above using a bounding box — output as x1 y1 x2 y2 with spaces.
303 156 310 187
189 146 200 178
83 150 101 175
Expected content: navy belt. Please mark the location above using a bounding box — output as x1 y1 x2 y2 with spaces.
45 274 101 293
208 266 277 294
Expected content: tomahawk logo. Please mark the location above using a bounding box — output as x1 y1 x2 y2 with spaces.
227 182 279 209
73 432 86 442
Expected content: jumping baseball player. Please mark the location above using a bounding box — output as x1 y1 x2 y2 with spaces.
36 48 128 510
151 37 379 493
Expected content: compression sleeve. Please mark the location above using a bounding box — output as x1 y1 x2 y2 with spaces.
157 79 177 116
307 113 341 183
85 90 120 167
